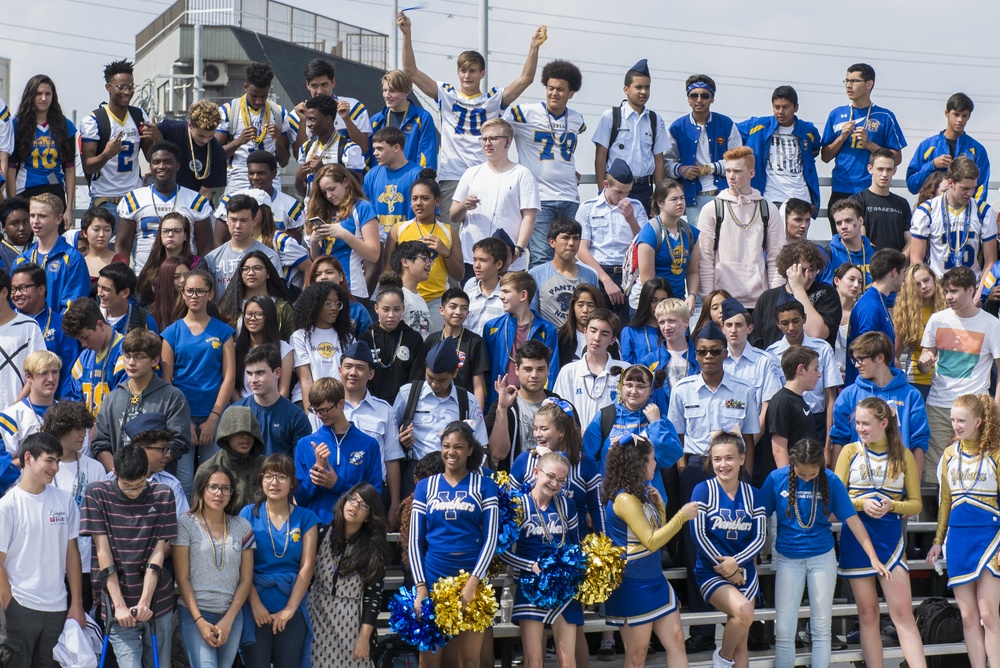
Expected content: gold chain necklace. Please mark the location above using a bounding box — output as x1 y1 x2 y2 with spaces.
792 480 820 529
724 200 759 229
266 505 291 559
188 127 211 180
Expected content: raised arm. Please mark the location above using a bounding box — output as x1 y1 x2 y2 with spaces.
396 13 439 100
501 26 547 107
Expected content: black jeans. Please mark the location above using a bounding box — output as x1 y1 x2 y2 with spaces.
2 597 66 668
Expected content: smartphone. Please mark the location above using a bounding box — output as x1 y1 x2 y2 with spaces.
309 217 325 228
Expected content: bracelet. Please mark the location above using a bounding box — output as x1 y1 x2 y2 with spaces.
210 410 221 418
194 615 204 624
514 245 524 254
441 248 452 259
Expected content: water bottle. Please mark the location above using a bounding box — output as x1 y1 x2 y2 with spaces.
500 586 514 624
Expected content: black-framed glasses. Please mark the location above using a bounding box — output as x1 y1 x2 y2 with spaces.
309 405 335 416
244 311 265 321
850 354 871 366
262 473 289 484
10 284 37 294
160 227 185 237
241 264 267 274
207 484 233 496
346 494 370 511
183 288 210 297
696 348 725 357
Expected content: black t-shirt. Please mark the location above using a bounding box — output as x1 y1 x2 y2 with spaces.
424 328 490 396
751 282 841 350
157 119 228 192
754 387 820 487
850 188 912 252
365 323 427 405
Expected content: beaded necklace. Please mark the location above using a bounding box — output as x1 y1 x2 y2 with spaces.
544 104 571 153
532 493 567 549
791 478 820 529
188 128 211 180
942 198 972 268
957 440 986 494
266 504 291 559
860 442 890 496
200 512 229 570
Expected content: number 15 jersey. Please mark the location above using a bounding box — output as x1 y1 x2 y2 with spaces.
505 103 586 202
436 81 507 181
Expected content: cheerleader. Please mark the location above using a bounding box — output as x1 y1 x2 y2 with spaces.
500 452 581 668
926 394 1000 668
409 421 499 668
603 432 698 668
760 438 888 668
834 397 925 668
511 399 604 533
691 433 766 668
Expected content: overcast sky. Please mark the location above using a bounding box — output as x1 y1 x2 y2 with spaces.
9 0 1000 197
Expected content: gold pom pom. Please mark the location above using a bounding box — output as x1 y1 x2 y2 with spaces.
430 570 498 635
492 470 526 526
576 533 626 605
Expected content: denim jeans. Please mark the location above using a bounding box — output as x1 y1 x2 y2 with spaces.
683 192 719 229
241 610 308 668
529 200 580 268
175 415 221 497
178 606 243 668
110 611 174 668
773 547 837 668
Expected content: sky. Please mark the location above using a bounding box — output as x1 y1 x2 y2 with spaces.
8 0 1000 215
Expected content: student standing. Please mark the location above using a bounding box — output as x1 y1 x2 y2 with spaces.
200 194 282 298
835 398 926 668
720 298 782 438
155 100 228 201
845 248 907 385
425 288 490 408
369 70 438 170
13 194 89 314
529 217 599 328
362 126 423 243
96 262 158 335
894 263 946 400
61 297 126 418
634 178 699 312
620 278 671 365
760 346 821 483
236 345 312 457
553 308 620 430
851 149 912 252
364 276 427 405
463 237 508 335
0 350 59 457
290 281 355 413
640 298 698 391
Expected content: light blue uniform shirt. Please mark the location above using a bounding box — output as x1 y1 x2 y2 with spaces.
392 382 487 460
591 102 669 178
724 344 783 409
345 390 405 480
668 372 760 456
576 194 648 266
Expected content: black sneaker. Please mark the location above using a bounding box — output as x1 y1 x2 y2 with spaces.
597 638 615 661
747 621 770 651
846 622 861 644
684 635 716 654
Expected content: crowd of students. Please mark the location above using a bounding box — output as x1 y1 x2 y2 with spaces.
0 9 998 668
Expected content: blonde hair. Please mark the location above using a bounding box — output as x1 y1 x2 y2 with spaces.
654 297 690 321
952 394 1000 457
29 193 63 217
24 350 61 377
189 100 222 130
481 117 512 137
381 70 412 94
893 263 946 348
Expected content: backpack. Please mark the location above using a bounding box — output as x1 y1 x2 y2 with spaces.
608 104 658 154
622 217 694 308
372 634 419 668
86 104 146 186
401 380 469 427
713 198 770 254
913 597 970 668
595 404 618 461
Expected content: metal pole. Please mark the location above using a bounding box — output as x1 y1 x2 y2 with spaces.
391 0 399 69
192 23 204 102
479 0 488 89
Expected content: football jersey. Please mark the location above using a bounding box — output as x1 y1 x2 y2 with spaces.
79 107 151 197
911 194 997 278
0 100 13 182
12 118 77 193
117 185 212 273
218 97 292 192
297 134 365 201
436 82 507 181
214 188 305 231
505 103 586 202
289 96 372 144
71 332 127 417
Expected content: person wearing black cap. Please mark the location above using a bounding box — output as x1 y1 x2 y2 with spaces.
235 344 312 458
593 59 668 213
339 339 405 527
719 297 782 439
668 320 759 654
664 74 743 226
392 336 487 495
576 157 648 322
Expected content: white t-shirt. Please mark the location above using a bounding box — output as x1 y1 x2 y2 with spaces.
505 103 586 202
552 354 619 431
921 308 1000 408
80 107 152 197
763 124 810 203
291 327 346 402
436 82 508 181
0 485 79 611
0 315 45 410
453 162 540 271
53 455 107 574
403 287 430 339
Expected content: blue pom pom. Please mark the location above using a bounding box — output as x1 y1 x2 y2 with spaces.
519 543 589 610
388 586 450 652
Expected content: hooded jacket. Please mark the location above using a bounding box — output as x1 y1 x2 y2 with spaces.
92 375 192 462
829 367 930 452
199 406 266 509
828 234 875 289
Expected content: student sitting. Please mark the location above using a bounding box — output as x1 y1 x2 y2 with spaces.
196 405 266 510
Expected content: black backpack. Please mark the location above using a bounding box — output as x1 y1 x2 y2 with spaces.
713 198 770 254
372 634 419 668
401 380 469 426
87 104 146 186
913 597 970 668
609 104 658 154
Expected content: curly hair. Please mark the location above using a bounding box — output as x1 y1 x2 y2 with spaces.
541 60 582 92
189 100 221 130
602 436 653 505
893 263 946 348
952 394 1000 458
245 62 275 89
217 250 290 327
440 421 485 471
292 281 354 352
776 239 827 278
855 397 907 480
41 401 94 439
535 401 581 465
787 439 830 519
14 75 75 168
327 483 390 584
103 59 134 82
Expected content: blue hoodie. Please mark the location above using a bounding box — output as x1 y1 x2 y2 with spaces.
828 234 875 290
829 367 930 452
583 399 681 503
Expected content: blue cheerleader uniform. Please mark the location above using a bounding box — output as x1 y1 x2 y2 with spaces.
409 471 500 590
500 492 583 625
935 440 1000 588
603 489 688 626
510 450 605 534
835 440 922 577
690 478 767 601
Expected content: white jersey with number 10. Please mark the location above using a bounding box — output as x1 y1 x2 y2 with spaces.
436 81 507 181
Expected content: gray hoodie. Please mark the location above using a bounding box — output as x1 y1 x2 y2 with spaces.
92 375 192 462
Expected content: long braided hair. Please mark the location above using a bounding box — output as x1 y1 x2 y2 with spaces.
786 438 829 519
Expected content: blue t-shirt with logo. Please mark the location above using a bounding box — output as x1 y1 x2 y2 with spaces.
161 317 234 417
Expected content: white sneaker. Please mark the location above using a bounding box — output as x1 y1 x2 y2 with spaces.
712 648 735 668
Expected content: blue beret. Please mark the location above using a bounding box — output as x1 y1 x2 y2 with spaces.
629 59 650 77
775 290 799 307
343 340 374 366
720 297 748 324
491 228 516 249
607 158 634 184
695 320 726 342
123 412 171 440
426 337 460 373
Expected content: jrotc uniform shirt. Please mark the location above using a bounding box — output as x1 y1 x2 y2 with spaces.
576 194 649 266
218 97 292 192
821 103 906 194
505 103 586 203
117 185 212 273
668 372 760 456
80 107 152 198
723 344 783 410
435 82 508 181
910 194 997 278
592 102 669 179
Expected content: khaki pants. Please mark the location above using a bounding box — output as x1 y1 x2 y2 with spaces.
925 404 953 484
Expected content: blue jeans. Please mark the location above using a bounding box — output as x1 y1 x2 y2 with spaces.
683 192 719 228
178 606 243 668
110 611 174 668
773 548 837 668
175 415 221 497
529 200 580 268
241 610 308 668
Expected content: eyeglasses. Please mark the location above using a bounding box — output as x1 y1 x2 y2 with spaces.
850 355 871 366
262 473 289 484
142 445 169 455
207 484 233 496
160 227 185 237
243 311 264 321
324 301 343 310
479 136 510 144
10 284 37 294
346 494 370 511
119 480 147 494
843 78 866 85
696 348 725 357
309 405 335 416
110 83 136 92
241 264 267 275
688 92 712 100
537 470 567 487
122 353 150 362
622 382 650 392
183 288 210 297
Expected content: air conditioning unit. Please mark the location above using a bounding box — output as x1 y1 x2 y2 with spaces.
203 61 228 87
